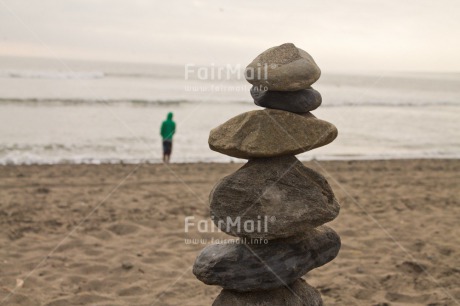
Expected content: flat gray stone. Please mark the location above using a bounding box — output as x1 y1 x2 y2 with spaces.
208 109 337 159
245 43 321 91
210 155 340 239
193 226 340 292
251 86 322 113
213 278 323 306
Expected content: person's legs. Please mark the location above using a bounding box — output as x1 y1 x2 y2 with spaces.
162 140 167 162
162 140 172 163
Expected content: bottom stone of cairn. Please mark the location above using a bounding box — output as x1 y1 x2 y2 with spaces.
212 278 323 306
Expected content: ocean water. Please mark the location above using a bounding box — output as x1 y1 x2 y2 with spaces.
0 56 459 164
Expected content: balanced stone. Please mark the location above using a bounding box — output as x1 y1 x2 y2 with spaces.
213 278 323 306
193 226 340 292
208 109 337 159
245 43 321 91
210 155 340 239
251 86 322 113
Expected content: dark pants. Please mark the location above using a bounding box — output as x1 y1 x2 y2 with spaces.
163 140 172 155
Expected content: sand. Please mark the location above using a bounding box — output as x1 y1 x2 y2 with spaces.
0 159 459 306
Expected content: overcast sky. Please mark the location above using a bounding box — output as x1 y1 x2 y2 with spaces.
0 0 459 72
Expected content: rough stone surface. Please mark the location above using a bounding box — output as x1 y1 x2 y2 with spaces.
251 86 322 113
209 155 340 239
193 226 340 292
213 278 323 306
208 109 337 159
245 43 321 91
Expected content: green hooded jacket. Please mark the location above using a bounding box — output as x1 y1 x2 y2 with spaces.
160 112 176 140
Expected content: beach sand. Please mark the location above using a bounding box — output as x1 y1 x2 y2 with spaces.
0 159 459 306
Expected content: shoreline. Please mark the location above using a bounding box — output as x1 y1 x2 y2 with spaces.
1 156 459 167
1 159 459 305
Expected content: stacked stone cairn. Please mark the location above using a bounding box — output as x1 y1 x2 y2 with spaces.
193 43 341 306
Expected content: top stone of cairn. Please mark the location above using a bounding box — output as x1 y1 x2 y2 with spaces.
245 43 321 91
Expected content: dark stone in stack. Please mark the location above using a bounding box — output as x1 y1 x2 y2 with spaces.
250 86 322 113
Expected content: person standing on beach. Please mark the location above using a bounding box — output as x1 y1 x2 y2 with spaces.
160 112 176 163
